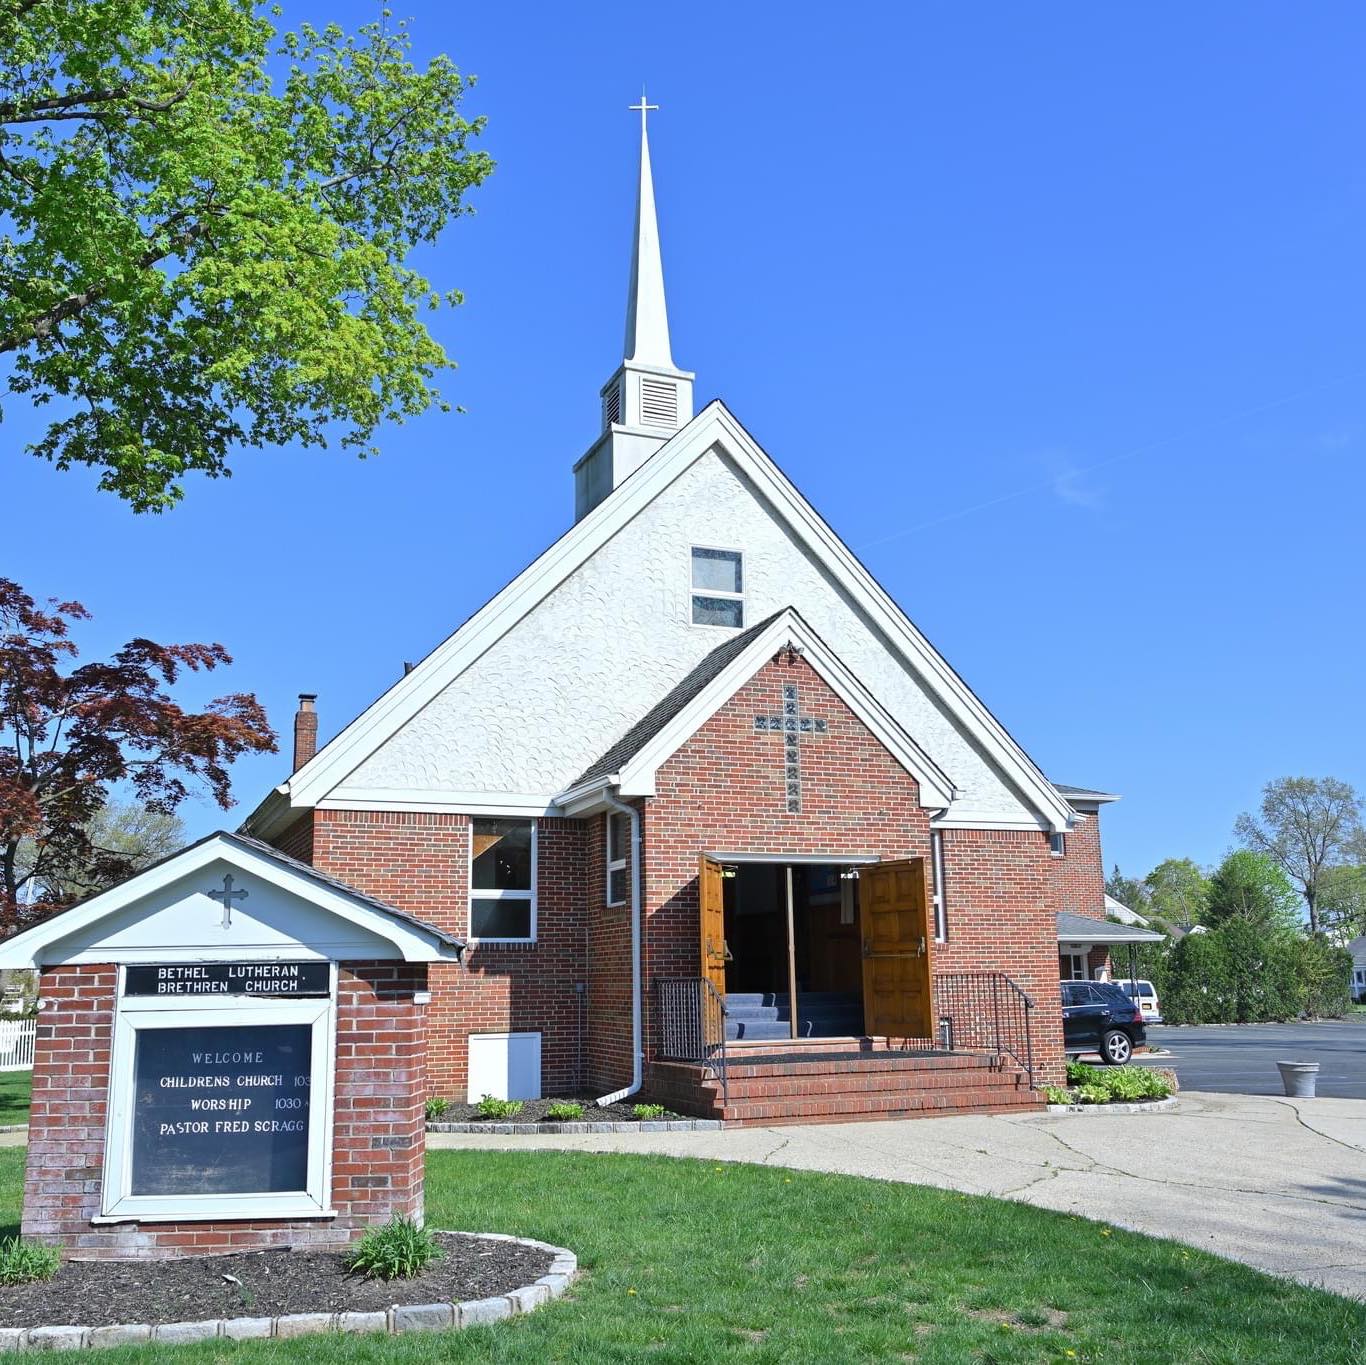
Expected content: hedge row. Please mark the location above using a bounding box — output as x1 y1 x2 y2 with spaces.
1128 923 1352 1025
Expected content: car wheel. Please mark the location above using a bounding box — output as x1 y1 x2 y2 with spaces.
1100 1030 1131 1066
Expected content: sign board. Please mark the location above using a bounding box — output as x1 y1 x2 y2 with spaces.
131 1024 312 1195
124 962 330 998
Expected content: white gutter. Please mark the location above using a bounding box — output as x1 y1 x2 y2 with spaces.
596 791 643 1106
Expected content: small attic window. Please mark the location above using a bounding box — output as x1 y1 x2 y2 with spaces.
691 548 743 628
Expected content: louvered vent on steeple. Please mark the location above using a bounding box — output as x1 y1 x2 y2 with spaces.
639 377 678 427
603 380 622 427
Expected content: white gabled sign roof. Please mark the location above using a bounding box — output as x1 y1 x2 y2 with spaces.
248 401 1074 834
0 832 464 970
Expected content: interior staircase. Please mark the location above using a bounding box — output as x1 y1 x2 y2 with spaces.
723 990 864 1041
647 1042 1043 1126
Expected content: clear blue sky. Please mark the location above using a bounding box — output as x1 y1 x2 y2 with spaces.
5 2 1364 881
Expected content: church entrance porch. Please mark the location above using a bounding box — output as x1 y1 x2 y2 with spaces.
718 859 863 1042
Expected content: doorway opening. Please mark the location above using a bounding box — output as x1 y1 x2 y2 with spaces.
721 862 863 1041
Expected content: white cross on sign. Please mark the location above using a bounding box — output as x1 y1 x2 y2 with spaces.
753 681 828 813
204 873 248 930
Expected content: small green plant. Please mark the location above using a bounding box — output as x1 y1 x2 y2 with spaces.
0 1237 60 1287
1074 1082 1111 1105
346 1216 442 1281
424 1096 450 1122
1043 1085 1074 1106
1065 1059 1103 1086
545 1101 585 1120
632 1103 667 1120
476 1094 525 1119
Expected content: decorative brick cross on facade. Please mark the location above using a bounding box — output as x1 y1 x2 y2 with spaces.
754 681 828 813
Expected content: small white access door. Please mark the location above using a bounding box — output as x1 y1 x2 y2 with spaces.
466 1031 541 1102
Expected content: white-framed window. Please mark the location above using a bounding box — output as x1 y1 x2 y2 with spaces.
931 830 948 942
470 818 536 941
1050 831 1067 857
606 811 629 907
690 547 744 628
1061 951 1088 981
100 972 336 1223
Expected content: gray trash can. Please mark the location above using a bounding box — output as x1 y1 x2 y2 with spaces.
1276 1061 1319 1097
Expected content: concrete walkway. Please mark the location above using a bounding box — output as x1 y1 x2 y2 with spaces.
431 1091 1366 1299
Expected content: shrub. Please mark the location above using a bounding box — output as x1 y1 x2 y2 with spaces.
1074 1083 1110 1105
347 1217 442 1281
1100 1067 1157 1102
1043 1085 1074 1105
0 1237 60 1287
475 1094 524 1119
424 1096 449 1122
545 1101 585 1120
632 1103 667 1120
1065 1060 1102 1087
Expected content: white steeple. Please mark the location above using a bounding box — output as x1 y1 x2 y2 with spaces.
574 92 694 522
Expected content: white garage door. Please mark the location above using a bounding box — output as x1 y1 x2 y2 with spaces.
467 1031 541 1103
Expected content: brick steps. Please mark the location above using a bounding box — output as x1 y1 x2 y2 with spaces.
645 1047 1044 1125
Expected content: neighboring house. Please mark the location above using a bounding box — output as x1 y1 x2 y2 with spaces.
1052 788 1164 983
1350 936 1366 1003
227 116 1124 1117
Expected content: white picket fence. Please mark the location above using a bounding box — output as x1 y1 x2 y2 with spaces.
0 1019 36 1072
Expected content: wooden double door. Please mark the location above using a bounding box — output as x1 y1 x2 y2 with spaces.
699 855 934 1040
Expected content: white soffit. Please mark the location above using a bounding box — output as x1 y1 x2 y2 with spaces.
258 401 1073 833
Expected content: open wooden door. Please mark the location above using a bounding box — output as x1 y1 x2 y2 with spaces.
698 855 728 997
860 858 934 1039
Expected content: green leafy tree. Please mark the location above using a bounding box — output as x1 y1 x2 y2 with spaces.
1144 857 1209 933
0 1 492 510
1317 865 1366 941
1235 778 1366 936
23 800 185 903
1204 850 1302 934
1104 864 1150 919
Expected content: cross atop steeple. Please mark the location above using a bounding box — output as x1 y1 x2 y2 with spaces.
628 90 659 135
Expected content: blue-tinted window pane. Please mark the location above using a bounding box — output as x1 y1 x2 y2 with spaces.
692 595 744 628
691 548 742 594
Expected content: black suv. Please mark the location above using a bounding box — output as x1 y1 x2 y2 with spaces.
1060 980 1147 1065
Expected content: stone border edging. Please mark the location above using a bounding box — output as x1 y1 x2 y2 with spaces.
0 1232 576 1351
430 1119 721 1134
1045 1096 1179 1116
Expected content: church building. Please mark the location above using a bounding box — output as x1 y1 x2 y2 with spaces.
239 106 1144 1123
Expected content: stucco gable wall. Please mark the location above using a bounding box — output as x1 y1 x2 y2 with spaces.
337 449 1035 823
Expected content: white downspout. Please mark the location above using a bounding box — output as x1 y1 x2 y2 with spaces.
596 792 643 1106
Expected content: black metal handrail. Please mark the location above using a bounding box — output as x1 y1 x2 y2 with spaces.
654 977 728 1106
932 971 1036 1089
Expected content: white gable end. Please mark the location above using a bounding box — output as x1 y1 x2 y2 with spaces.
332 441 1043 826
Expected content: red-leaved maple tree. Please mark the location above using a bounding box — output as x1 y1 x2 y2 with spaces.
0 578 276 931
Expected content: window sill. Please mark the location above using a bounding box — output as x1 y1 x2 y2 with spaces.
93 1206 337 1225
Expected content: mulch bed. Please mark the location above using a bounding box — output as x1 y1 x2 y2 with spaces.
0 1233 552 1329
439 1093 681 1124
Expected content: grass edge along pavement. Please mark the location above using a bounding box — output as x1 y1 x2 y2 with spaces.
0 1148 1360 1361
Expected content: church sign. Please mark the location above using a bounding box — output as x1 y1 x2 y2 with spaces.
0 832 461 1257
102 965 336 1222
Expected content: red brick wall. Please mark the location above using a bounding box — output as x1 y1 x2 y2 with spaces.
637 653 1066 1085
23 961 427 1258
585 810 635 1093
308 810 587 1101
1053 807 1105 921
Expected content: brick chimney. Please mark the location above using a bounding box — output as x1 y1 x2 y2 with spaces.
293 694 318 772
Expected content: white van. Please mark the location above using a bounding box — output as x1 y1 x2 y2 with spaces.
1114 979 1162 1023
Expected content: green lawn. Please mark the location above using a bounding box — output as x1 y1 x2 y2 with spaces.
0 1072 29 1125
0 1146 1361 1362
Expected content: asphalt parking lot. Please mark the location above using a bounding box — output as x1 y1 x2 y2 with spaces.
1137 1015 1366 1098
